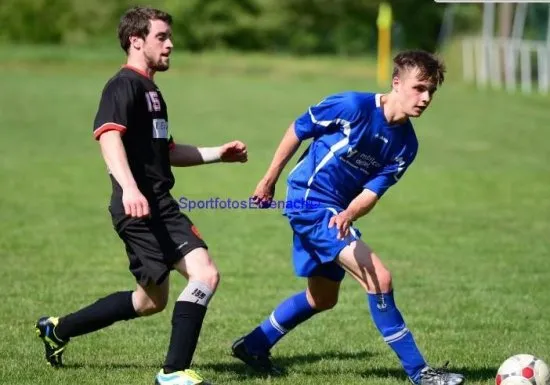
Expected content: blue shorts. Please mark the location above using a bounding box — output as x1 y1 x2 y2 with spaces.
285 207 362 282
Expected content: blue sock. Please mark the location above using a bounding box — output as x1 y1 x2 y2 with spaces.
244 291 318 354
368 291 427 383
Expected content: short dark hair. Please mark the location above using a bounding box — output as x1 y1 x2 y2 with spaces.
392 50 446 86
118 7 172 53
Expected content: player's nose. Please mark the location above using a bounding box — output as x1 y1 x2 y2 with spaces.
421 90 431 103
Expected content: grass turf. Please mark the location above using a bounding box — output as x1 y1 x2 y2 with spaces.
1 46 549 385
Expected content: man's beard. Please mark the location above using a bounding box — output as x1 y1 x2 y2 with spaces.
145 53 169 72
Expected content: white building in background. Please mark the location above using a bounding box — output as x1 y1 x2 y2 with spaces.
438 1 550 95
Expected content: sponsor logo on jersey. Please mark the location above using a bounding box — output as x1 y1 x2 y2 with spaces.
152 118 169 138
341 145 382 174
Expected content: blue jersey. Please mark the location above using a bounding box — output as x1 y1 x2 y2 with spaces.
284 91 418 214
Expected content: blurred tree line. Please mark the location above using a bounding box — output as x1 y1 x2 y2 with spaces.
0 0 484 55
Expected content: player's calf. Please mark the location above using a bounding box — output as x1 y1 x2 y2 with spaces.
162 280 216 375
338 241 428 380
306 275 340 310
133 296 168 316
231 289 321 370
133 283 169 316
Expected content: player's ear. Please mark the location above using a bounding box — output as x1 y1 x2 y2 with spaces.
392 75 400 92
129 35 143 51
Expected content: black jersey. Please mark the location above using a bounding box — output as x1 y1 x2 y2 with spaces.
93 65 175 203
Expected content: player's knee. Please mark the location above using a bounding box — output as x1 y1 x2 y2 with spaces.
371 268 392 293
189 264 220 292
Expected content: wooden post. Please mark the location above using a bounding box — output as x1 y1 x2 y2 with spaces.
377 2 392 87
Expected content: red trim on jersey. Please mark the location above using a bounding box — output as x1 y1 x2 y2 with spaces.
123 64 152 80
168 141 176 151
94 122 127 140
191 225 203 239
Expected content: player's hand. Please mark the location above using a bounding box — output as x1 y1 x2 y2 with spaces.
220 140 248 163
252 178 275 208
122 187 150 218
328 211 353 240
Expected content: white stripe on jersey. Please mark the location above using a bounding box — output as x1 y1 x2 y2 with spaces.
303 109 352 200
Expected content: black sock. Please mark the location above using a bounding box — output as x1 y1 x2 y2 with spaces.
163 301 207 373
55 291 138 341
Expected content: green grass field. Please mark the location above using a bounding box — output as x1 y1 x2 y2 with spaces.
1 45 549 385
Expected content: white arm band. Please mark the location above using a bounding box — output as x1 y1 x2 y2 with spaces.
198 146 222 163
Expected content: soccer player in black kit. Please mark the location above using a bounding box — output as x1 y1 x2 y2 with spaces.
35 7 247 385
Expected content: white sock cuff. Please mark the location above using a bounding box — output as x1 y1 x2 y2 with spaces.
177 280 214 307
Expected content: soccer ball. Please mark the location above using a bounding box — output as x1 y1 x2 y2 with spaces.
496 354 550 385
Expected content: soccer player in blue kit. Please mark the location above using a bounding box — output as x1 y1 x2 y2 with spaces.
231 50 465 385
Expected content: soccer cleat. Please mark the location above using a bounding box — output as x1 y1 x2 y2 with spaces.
231 337 284 375
414 362 465 385
154 369 210 385
35 316 69 367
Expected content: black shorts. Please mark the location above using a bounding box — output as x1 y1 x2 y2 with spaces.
110 196 208 286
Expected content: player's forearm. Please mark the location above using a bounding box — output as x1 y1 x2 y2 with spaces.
98 131 139 190
263 122 301 184
169 144 221 167
343 189 379 221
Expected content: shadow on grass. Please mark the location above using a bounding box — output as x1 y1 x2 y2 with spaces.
62 353 497 383
62 362 161 370
198 349 376 379
203 352 497 383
